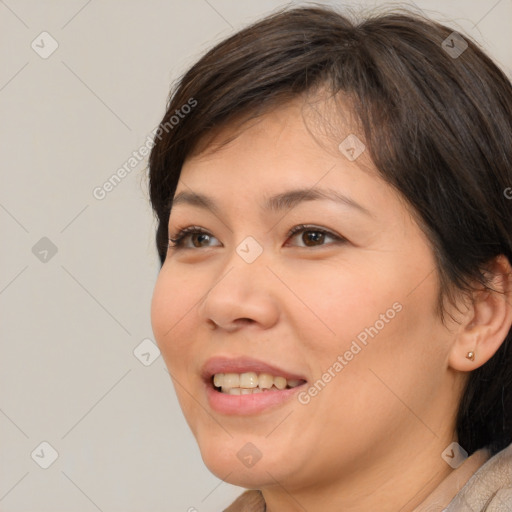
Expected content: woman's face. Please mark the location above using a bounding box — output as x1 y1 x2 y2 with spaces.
151 99 464 493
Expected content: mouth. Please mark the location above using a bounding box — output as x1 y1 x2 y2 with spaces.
201 356 308 414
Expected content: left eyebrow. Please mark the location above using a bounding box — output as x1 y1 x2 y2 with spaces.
262 187 373 217
170 186 373 218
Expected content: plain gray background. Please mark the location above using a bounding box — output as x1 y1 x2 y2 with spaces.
1 1 511 511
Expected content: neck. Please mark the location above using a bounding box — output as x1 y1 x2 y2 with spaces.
262 438 480 512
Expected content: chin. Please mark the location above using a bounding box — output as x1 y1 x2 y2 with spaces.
196 434 284 488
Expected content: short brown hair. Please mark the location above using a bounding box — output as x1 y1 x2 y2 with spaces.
149 5 512 456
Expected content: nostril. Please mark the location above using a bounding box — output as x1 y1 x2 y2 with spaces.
235 318 254 326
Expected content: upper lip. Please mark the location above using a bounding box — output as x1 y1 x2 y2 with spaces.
201 356 307 383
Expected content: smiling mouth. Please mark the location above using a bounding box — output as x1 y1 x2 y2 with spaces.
212 372 307 395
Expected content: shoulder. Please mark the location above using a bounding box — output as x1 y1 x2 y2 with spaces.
447 442 512 511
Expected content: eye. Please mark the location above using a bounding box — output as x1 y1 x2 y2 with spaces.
168 226 220 249
285 224 345 248
168 224 345 250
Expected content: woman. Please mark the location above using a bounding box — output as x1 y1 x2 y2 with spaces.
148 5 512 511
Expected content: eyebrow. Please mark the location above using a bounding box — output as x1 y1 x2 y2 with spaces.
170 187 373 217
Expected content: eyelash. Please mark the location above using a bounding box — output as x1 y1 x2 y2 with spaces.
167 224 345 250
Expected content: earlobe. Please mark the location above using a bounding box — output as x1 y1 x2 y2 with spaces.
448 255 512 372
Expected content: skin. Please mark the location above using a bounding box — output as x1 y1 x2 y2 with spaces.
150 97 512 511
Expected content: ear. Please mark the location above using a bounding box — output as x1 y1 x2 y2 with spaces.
448 254 512 371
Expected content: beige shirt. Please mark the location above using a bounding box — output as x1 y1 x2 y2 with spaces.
224 442 512 512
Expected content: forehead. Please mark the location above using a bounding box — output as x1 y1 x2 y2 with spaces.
173 101 408 229
188 89 362 159
179 97 381 200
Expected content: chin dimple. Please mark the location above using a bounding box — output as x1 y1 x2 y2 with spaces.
212 372 304 394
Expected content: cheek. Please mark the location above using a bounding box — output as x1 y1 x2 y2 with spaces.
150 273 173 347
313 266 444 417
281 259 398 353
287 255 443 401
150 270 205 431
292 249 438 346
150 269 198 368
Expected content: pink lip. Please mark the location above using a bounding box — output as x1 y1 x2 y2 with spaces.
205 383 306 415
201 356 308 415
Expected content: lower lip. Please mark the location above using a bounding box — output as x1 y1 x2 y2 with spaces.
205 381 306 415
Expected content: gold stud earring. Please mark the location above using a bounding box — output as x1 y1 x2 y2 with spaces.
466 351 475 361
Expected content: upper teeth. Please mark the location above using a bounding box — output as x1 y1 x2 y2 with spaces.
213 372 303 394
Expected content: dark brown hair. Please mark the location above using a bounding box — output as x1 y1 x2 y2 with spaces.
148 5 512 456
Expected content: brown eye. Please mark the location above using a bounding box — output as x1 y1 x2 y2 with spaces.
168 224 345 251
191 233 212 247
301 230 326 247
168 227 220 250
287 225 344 248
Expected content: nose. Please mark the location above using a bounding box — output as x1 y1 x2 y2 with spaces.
197 256 280 333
